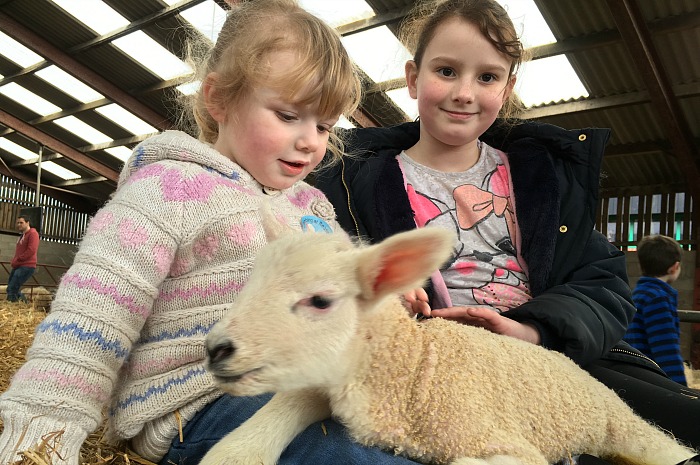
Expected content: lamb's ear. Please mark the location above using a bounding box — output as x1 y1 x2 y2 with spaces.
356 228 453 301
260 199 295 242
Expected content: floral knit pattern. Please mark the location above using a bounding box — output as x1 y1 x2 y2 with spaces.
0 131 338 465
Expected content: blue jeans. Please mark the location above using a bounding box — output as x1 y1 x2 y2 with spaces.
159 394 420 465
7 266 35 302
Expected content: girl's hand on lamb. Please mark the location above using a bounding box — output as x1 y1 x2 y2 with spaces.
430 306 541 345
402 288 432 317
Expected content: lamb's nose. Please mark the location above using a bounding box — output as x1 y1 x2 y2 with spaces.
207 340 235 364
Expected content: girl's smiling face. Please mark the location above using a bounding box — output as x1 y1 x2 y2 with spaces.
406 17 515 156
206 51 338 190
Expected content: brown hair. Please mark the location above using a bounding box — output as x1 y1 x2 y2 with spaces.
181 0 361 163
400 0 528 118
636 235 682 277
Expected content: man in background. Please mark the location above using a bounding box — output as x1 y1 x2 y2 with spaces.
7 215 39 303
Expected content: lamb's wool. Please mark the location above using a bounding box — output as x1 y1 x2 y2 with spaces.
205 227 697 465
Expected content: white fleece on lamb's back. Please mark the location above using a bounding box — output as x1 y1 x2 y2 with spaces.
338 300 685 465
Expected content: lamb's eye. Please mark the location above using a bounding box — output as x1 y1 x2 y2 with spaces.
310 295 332 309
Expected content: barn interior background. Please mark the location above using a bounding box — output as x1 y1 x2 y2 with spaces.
0 0 698 365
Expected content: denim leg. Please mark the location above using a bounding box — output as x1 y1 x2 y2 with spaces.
159 394 421 465
7 267 35 302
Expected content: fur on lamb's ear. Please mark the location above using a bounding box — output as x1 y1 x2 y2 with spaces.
356 228 454 301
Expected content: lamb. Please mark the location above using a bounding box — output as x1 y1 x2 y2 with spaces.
202 225 697 465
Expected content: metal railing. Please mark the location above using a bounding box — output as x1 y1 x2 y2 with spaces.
0 260 69 304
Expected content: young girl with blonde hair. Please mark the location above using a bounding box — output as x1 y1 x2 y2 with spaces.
0 1 381 464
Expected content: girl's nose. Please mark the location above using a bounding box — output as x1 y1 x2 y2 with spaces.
296 124 320 153
453 79 474 104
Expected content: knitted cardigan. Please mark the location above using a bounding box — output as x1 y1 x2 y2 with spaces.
0 131 338 465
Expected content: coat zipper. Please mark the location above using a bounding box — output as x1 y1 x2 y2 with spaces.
608 347 661 369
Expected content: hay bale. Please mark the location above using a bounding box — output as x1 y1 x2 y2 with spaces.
0 301 155 465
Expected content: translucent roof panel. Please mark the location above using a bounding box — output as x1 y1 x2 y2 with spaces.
336 115 355 129
516 55 589 106
105 146 133 162
95 103 158 136
163 0 227 43
0 138 78 180
386 87 418 121
112 31 193 81
0 138 38 160
41 161 80 180
35 65 104 104
299 0 374 28
53 116 112 145
0 83 62 116
342 26 411 83
498 0 556 48
0 31 43 68
49 0 129 35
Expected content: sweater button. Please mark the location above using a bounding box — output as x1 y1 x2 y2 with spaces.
559 225 568 233
578 134 587 141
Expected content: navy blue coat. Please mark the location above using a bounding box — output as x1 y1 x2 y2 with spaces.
317 120 660 371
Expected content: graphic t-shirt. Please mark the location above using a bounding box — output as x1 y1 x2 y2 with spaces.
399 142 531 311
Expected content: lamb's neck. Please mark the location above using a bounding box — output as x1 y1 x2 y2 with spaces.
328 297 425 402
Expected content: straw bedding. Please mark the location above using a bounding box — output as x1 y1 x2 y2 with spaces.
0 301 155 465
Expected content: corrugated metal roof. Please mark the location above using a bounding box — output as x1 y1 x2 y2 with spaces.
0 0 698 213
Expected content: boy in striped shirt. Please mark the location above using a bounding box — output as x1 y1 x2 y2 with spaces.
624 235 686 385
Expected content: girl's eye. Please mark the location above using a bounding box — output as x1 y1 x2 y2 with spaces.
479 73 497 83
317 125 330 134
438 67 455 77
277 112 297 122
310 295 332 309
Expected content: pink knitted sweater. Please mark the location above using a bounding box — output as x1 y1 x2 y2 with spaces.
0 131 338 465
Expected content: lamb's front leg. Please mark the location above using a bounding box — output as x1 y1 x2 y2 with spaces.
200 389 330 465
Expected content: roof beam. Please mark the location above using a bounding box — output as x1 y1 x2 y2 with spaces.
521 81 700 119
0 108 119 182
0 11 174 131
606 0 700 203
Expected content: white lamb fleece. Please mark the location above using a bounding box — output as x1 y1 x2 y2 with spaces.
202 226 697 465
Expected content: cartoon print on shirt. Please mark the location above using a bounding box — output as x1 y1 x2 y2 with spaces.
406 163 530 311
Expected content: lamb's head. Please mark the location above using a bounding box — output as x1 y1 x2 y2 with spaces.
205 227 453 396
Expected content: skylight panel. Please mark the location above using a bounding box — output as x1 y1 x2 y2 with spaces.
0 138 38 160
497 0 556 48
105 146 133 162
112 31 192 81
336 115 355 129
53 116 113 145
41 161 81 180
95 104 158 136
496 0 588 107
0 31 43 68
0 83 62 116
342 26 411 83
516 55 589 106
177 80 200 96
162 0 227 42
35 65 104 104
50 0 129 35
299 0 375 28
386 87 418 122
0 138 79 180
